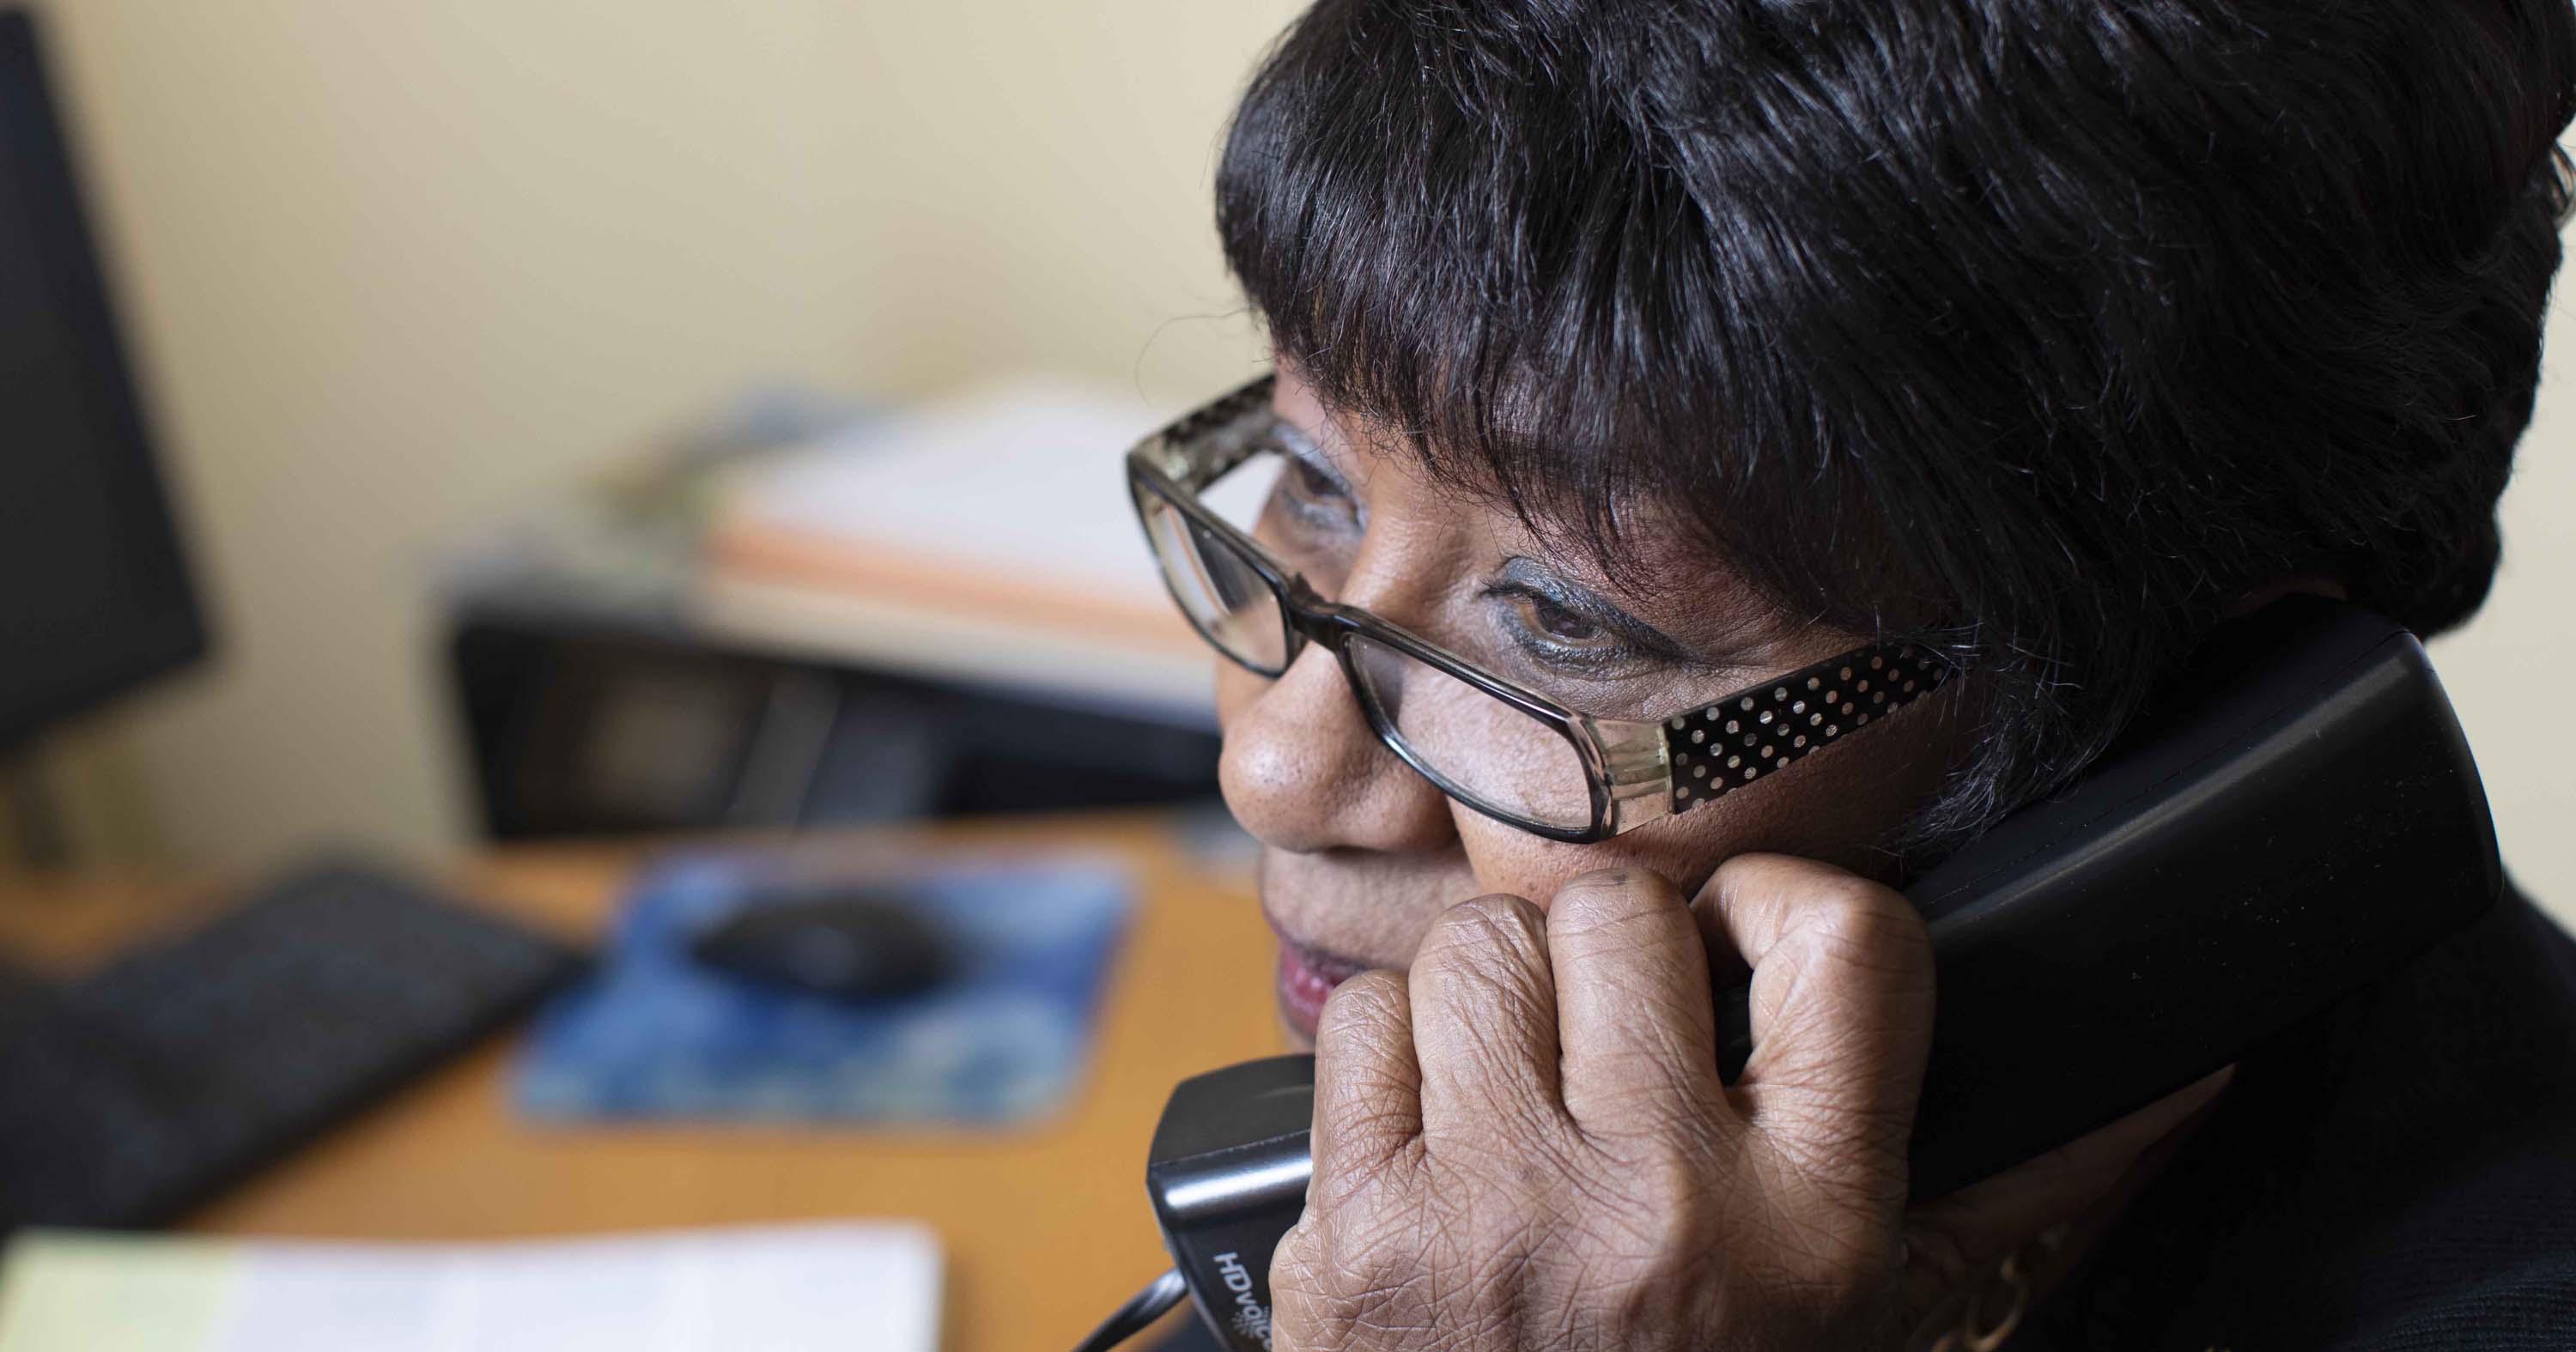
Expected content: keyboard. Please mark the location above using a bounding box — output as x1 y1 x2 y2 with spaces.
0 858 587 1231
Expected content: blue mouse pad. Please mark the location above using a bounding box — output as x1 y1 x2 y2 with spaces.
514 852 1133 1125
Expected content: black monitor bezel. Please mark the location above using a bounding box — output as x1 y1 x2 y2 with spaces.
0 8 210 752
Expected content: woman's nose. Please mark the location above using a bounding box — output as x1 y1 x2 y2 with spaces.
1217 642 1457 856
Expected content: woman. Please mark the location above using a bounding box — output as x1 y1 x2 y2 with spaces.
1133 1 2576 1348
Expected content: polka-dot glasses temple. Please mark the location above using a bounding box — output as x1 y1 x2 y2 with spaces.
1663 643 1951 815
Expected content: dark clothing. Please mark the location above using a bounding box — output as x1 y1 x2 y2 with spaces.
2030 886 2576 1349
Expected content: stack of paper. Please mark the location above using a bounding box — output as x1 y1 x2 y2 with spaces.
709 377 1177 627
0 1222 939 1352
696 375 1218 719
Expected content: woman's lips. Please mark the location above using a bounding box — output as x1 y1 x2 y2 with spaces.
1275 937 1370 1040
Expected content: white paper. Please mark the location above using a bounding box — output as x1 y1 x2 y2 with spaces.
716 374 1179 609
0 1222 939 1352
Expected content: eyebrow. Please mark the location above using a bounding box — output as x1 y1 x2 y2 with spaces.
1277 402 1366 486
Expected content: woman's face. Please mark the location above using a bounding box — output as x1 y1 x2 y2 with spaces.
1219 367 1962 1043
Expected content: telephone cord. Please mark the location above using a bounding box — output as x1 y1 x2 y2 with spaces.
1070 1268 1188 1352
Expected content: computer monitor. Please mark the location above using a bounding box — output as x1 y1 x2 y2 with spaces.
0 9 207 751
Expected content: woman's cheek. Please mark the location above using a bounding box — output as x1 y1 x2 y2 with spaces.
1449 810 1705 908
1450 758 1906 908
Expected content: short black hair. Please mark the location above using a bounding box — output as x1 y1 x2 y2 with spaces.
1217 0 2576 853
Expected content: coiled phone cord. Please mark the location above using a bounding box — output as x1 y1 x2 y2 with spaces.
1071 1269 1188 1352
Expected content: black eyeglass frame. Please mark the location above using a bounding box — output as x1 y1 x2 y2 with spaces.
1124 375 1950 844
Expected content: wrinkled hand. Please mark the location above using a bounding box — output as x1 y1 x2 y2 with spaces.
1270 857 2226 1352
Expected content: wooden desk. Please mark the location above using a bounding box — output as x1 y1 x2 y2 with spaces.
0 812 1285 1351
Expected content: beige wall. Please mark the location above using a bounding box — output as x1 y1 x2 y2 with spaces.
19 3 2575 920
29 0 1299 864
2431 291 2576 920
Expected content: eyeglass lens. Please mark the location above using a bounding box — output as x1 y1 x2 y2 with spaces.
1138 487 1290 673
1142 443 1597 833
1345 634 1594 831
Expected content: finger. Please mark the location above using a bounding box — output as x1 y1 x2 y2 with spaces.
1309 969 1425 1199
1900 1066 2233 1308
1545 868 1728 1133
1693 854 1936 1184
1406 894 1564 1143
1687 894 1753 992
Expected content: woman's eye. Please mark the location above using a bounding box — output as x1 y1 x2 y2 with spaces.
1479 570 1689 707
1510 592 1606 647
1282 455 1347 509
1261 447 1358 542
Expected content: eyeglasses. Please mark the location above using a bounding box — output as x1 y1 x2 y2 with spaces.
1124 375 1950 843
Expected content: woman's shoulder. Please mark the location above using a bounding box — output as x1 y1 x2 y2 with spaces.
2036 887 2576 1350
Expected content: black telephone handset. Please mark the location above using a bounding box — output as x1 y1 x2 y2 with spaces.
1127 599 2502 1352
